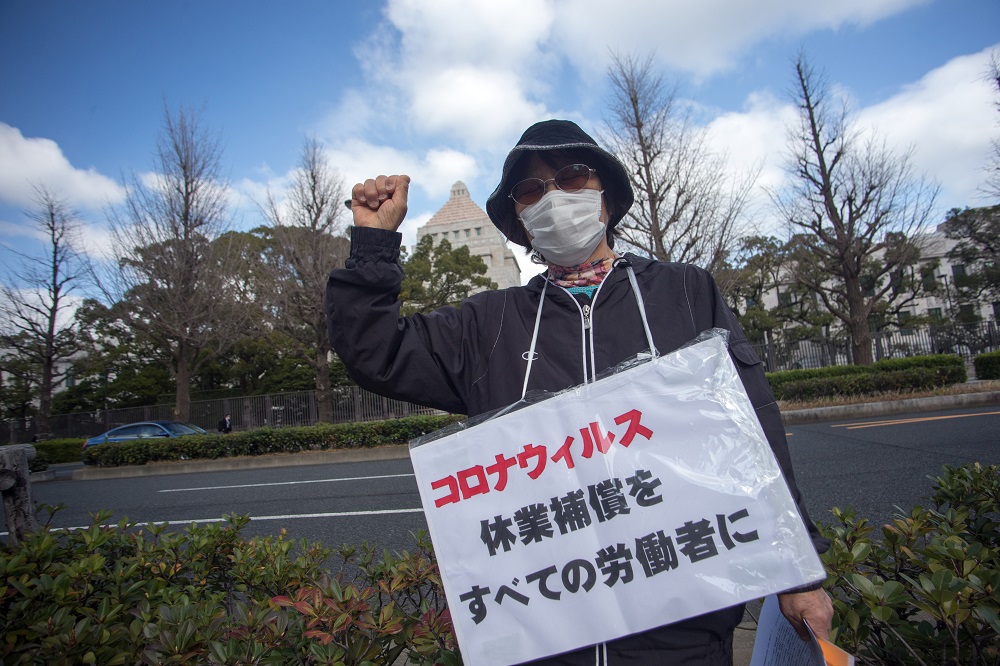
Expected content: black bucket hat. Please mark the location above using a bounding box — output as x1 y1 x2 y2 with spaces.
485 119 634 250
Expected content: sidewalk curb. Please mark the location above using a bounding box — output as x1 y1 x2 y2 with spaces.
781 390 1000 425
70 391 1000 481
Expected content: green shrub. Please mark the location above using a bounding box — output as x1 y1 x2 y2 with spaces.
0 508 459 665
766 365 870 395
33 438 87 464
976 350 1000 380
820 463 1000 664
768 354 967 401
774 367 961 401
81 414 464 467
871 353 965 373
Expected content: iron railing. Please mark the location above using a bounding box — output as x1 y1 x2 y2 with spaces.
748 321 1000 373
2 385 442 444
6 321 998 443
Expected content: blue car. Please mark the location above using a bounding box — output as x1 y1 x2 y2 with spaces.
83 420 208 449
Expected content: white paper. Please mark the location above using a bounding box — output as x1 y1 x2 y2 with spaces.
410 332 826 666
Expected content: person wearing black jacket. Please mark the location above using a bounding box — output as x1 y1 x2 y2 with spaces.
326 119 832 665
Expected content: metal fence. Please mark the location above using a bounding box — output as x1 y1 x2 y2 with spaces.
2 385 442 444
749 321 1000 373
6 321 998 443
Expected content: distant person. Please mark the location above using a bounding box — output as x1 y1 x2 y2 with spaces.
217 413 232 434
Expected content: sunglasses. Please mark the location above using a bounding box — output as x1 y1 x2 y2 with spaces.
509 164 596 207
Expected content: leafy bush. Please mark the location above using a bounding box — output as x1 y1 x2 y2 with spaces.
768 354 967 401
820 463 1000 664
775 367 959 401
766 365 870 395
82 414 464 467
33 438 86 464
0 507 459 665
5 465 997 663
871 354 965 373
976 351 1000 380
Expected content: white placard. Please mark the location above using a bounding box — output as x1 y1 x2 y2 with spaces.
410 332 825 665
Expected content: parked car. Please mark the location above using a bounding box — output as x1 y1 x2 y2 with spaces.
83 421 208 449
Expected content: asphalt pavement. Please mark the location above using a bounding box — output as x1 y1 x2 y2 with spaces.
64 387 1000 481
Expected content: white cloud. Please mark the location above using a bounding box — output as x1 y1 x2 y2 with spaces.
0 219 49 243
76 222 117 262
707 91 796 194
399 211 432 252
340 0 558 153
0 123 125 210
237 140 481 248
551 0 931 77
410 67 547 147
858 46 1000 209
704 91 797 236
323 139 479 202
700 46 1000 236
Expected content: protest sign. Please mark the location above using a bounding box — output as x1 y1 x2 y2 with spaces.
409 330 826 665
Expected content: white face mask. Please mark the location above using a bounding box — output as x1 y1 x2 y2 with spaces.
518 188 606 267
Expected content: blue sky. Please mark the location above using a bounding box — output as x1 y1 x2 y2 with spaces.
1 0 998 284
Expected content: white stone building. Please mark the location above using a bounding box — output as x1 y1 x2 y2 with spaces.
416 181 521 290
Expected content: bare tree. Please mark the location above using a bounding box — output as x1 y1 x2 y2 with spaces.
601 51 759 275
0 187 87 437
106 107 248 421
260 138 349 423
982 50 1000 202
772 55 938 365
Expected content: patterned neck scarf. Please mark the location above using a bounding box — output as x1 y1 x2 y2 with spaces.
547 257 615 288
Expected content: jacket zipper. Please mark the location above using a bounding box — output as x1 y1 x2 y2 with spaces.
548 265 616 383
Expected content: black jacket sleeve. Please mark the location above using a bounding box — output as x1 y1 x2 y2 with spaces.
325 226 482 415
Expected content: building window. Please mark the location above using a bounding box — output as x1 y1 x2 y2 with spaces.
993 302 1000 321
476 227 482 236
777 291 793 306
951 264 967 279
927 307 943 320
958 303 978 323
920 265 938 291
898 310 914 336
465 228 470 237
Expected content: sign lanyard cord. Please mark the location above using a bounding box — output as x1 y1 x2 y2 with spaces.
521 279 548 399
521 265 658 400
624 264 660 358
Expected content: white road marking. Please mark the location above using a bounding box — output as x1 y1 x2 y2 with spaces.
0 507 426 536
157 472 416 493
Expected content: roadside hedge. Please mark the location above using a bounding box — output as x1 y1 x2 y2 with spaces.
766 354 966 401
976 350 1000 380
3 464 997 664
32 439 86 464
82 414 464 467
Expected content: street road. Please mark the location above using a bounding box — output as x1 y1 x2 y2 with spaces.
6 406 999 555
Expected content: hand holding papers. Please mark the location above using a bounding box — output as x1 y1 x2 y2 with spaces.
751 595 855 666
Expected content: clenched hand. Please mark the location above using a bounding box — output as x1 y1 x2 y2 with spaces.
351 174 410 232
